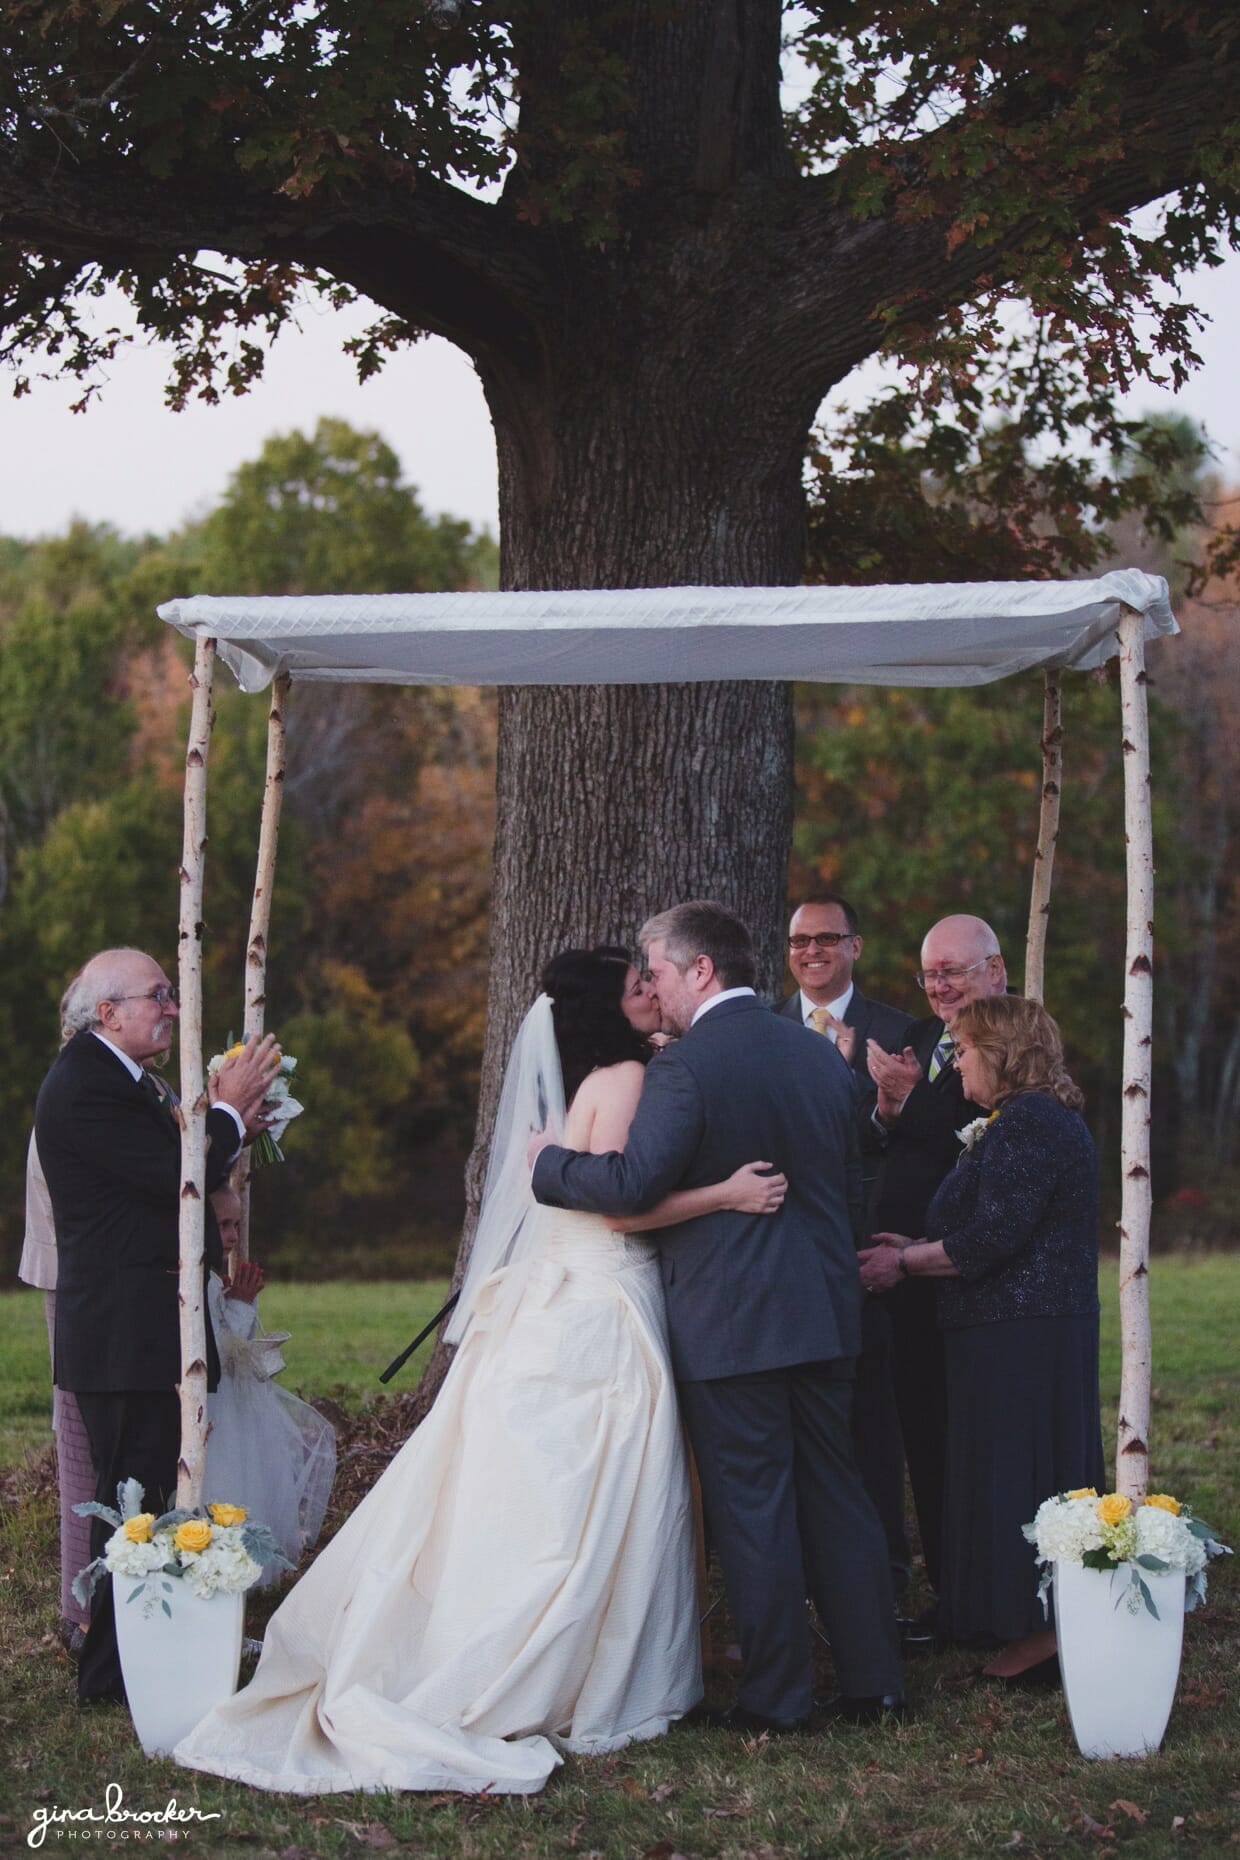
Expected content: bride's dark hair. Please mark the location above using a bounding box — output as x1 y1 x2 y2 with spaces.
541 945 650 1103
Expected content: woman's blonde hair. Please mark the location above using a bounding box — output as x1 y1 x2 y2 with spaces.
952 996 1084 1112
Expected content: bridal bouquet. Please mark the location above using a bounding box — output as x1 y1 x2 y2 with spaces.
209 1040 304 1165
1024 1488 1230 1619
74 1480 291 1612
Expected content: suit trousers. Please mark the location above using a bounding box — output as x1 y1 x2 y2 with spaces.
75 1389 181 1704
886 1281 947 1594
680 1360 902 1723
851 1294 912 1598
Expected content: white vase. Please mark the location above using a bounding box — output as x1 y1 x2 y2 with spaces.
1053 1558 1185 1759
114 1577 245 1756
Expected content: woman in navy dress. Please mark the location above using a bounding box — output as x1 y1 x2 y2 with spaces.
859 996 1104 1685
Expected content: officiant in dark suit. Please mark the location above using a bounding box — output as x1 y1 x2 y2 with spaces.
863 914 1008 1606
533 901 903 1734
777 894 916 1603
35 947 279 1704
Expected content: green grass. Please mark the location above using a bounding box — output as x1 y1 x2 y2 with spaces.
0 1279 450 1467
1 1259 1235 1858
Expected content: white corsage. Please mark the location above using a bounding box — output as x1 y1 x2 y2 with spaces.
956 1111 999 1152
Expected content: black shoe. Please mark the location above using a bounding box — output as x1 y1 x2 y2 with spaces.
77 1685 127 1707
816 1691 908 1726
680 1704 810 1736
978 1655 1060 1691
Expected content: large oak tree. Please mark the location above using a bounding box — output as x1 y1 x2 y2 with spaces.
4 2 1239 1288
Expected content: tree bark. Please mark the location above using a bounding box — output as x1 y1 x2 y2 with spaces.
233 671 290 1265
175 636 216 1511
1024 671 1062 1003
1116 611 1154 1501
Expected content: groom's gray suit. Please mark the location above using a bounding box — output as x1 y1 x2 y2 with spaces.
532 992 901 1723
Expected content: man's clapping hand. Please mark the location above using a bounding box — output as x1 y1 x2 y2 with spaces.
211 1033 283 1138
865 1041 923 1121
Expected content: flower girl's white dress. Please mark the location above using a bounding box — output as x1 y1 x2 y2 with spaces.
176 1214 699 1794
204 1276 336 1581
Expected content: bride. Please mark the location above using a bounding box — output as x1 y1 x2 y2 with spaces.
174 946 786 1795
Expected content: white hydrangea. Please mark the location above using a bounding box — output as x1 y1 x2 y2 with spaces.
181 1529 263 1599
1135 1503 1207 1576
1025 1494 1105 1563
104 1533 167 1580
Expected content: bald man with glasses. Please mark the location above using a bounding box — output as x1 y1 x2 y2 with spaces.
861 915 1008 1626
35 946 279 1706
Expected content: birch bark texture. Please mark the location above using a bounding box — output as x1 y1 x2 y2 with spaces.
1024 670 1062 1004
175 636 217 1511
233 671 290 1265
1116 610 1154 1499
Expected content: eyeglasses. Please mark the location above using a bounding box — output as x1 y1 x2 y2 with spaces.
789 932 856 951
915 959 991 990
107 986 178 1008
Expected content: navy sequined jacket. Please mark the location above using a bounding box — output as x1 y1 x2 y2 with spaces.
927 1091 1099 1330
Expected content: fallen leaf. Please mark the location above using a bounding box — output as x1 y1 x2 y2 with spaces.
1180 1682 1227 1708
1111 1799 1147 1824
1078 1810 1114 1837
621 1778 648 1798
1172 1816 1186 1831
704 1794 753 1819
1001 1837 1023 1850
650 1782 677 1802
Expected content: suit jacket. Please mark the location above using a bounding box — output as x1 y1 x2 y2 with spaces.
777 986 913 1079
532 994 864 1382
866 1015 988 1240
35 1030 235 1392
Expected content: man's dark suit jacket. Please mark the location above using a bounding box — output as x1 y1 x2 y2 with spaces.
867 1014 987 1238
36 1030 234 1392
532 993 864 1383
777 986 913 1081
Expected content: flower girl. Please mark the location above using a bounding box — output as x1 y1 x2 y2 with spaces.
205 1187 336 1584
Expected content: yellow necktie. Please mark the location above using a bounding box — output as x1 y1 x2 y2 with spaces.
808 1008 833 1039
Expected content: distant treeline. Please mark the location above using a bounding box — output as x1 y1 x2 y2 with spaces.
2 419 1236 1281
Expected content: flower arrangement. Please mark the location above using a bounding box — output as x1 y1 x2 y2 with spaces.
1024 1488 1231 1619
209 1040 303 1165
74 1479 291 1614
956 1110 999 1153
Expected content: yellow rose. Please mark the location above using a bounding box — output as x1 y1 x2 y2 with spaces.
123 1513 155 1543
1066 1488 1097 1501
225 1041 246 1059
1144 1493 1181 1515
1096 1494 1133 1527
174 1519 213 1553
208 1503 248 1528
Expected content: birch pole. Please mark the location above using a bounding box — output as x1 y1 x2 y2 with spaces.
1024 669 1062 1004
176 636 217 1511
1116 610 1154 1500
233 672 291 1264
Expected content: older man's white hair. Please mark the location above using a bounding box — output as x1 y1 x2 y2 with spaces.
61 948 152 1036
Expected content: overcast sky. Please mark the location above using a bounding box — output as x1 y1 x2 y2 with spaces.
1 251 1236 546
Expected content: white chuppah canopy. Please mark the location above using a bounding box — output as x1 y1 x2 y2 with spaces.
158 567 1175 691
159 568 1172 1512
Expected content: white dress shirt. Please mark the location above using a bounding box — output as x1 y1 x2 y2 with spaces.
798 982 855 1042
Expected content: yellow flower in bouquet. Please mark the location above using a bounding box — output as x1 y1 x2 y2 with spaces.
174 1519 214 1553
123 1513 155 1543
209 1503 248 1527
1066 1487 1097 1500
1097 1493 1132 1527
1144 1493 1181 1515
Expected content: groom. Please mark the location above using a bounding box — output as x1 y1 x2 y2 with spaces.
532 900 904 1731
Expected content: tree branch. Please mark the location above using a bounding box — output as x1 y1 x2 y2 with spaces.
768 37 1240 395
0 153 553 365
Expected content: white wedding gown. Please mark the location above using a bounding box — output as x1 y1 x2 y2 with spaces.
175 1211 700 1795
